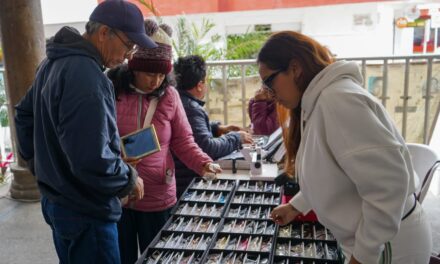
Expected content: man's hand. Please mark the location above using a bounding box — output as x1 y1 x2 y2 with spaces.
120 177 143 207
270 203 300 225
218 125 243 135
130 177 144 200
120 196 129 206
238 131 254 144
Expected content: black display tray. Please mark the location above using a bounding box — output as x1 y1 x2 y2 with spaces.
203 249 272 264
189 178 236 192
170 178 236 217
212 233 275 253
231 191 281 206
148 230 213 251
201 179 283 264
277 222 336 242
272 239 341 264
205 251 271 264
173 201 227 218
139 249 204 264
181 190 231 204
236 180 281 194
137 178 343 264
273 221 343 264
224 203 277 220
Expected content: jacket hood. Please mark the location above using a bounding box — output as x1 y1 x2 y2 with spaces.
301 60 363 121
46 26 104 69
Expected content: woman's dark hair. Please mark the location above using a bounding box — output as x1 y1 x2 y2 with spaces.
173 55 207 91
107 64 175 99
257 31 334 176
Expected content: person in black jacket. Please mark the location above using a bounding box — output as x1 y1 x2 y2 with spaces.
173 55 253 197
14 1 156 263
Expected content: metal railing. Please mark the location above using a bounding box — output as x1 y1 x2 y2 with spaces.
206 55 440 144
1 54 440 144
342 55 440 143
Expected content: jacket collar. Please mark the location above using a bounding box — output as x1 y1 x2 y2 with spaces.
179 90 205 107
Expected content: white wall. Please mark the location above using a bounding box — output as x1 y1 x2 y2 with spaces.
303 3 395 57
41 0 97 25
159 2 397 58
39 1 435 57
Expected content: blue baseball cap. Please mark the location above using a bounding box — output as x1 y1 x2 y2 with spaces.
90 0 157 49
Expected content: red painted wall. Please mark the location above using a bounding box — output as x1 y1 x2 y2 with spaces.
98 0 390 16
218 0 390 12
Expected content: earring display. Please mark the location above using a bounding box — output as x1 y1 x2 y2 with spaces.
138 179 343 264
165 216 220 233
273 222 342 263
191 178 235 191
183 190 228 204
237 181 280 193
144 250 204 264
154 233 211 250
173 179 235 218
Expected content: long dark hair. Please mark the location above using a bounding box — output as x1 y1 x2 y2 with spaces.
107 64 175 100
257 31 334 176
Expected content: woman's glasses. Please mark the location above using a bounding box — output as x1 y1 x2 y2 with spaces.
262 70 283 94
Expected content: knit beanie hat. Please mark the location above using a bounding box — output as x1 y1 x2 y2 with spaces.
128 19 173 74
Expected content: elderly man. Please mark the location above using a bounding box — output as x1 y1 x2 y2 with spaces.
14 1 155 263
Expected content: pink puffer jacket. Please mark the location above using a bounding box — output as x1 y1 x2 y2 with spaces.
116 86 212 212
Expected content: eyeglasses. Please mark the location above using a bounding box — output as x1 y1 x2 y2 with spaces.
111 29 138 56
262 70 283 94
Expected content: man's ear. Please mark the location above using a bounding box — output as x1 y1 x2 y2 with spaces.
98 25 110 42
196 81 204 92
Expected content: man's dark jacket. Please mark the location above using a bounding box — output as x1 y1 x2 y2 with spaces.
15 27 136 222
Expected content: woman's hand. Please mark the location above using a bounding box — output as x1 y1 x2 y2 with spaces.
254 88 274 101
270 203 301 225
349 256 361 264
123 156 141 167
202 163 222 180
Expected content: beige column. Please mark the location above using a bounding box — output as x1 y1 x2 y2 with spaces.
0 0 46 201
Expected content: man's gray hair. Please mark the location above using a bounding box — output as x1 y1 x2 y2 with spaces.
85 21 105 35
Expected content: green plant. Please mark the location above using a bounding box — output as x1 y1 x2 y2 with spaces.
0 73 7 127
136 0 268 78
172 17 223 61
226 31 268 60
0 106 8 127
225 31 269 77
136 0 222 61
137 0 163 23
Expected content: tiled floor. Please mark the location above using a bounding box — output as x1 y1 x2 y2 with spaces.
1 177 439 264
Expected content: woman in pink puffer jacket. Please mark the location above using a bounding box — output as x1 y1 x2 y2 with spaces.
107 20 220 264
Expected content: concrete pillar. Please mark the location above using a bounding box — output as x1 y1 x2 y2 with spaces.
0 0 45 201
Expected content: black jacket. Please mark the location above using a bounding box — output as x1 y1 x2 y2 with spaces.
14 27 137 222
